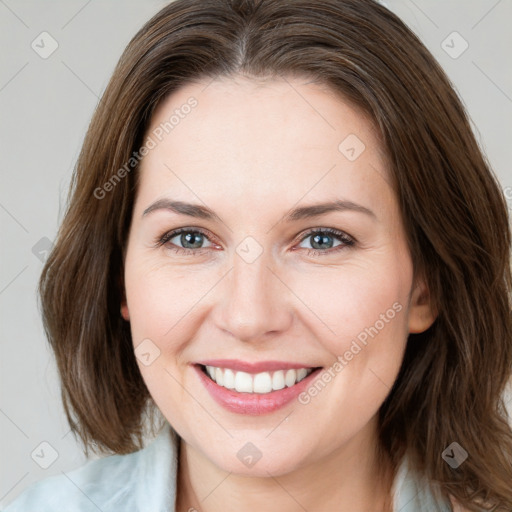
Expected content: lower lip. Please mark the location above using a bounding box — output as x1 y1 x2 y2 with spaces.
193 365 323 415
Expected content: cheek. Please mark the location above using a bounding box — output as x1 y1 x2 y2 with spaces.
289 257 411 357
124 252 211 343
288 260 410 439
123 256 204 429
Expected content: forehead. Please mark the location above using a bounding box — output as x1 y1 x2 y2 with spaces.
136 75 392 218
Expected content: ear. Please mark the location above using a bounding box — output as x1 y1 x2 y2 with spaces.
119 272 130 321
408 277 436 333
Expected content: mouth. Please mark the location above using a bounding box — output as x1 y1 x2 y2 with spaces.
193 360 323 415
198 364 318 393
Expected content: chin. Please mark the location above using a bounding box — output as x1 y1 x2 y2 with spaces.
198 437 313 478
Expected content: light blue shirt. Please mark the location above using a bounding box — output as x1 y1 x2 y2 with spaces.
3 421 453 511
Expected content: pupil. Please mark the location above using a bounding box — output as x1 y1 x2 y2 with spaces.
312 233 333 250
182 232 203 249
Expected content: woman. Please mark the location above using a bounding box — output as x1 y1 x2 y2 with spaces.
5 0 512 510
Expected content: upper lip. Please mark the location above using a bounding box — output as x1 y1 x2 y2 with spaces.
195 359 320 374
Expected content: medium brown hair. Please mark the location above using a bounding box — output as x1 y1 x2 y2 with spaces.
39 0 512 509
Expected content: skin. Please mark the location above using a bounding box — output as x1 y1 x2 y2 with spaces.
121 74 436 512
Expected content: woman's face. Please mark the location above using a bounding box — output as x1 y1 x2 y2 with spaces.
121 75 434 476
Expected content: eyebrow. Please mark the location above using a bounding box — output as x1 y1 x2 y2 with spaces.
142 199 223 222
142 198 376 222
283 200 376 222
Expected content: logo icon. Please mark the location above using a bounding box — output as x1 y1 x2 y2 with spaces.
31 32 59 59
135 338 161 366
441 32 469 59
236 442 263 468
338 134 366 161
31 441 59 469
442 442 468 468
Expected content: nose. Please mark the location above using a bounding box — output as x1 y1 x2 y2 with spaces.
213 251 294 343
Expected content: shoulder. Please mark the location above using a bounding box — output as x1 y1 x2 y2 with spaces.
392 455 455 511
3 450 141 512
3 424 179 512
393 456 475 512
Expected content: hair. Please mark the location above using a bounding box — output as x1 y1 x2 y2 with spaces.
39 0 512 510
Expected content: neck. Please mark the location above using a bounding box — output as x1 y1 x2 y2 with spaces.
175 418 395 512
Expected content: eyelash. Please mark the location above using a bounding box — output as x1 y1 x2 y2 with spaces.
155 226 356 257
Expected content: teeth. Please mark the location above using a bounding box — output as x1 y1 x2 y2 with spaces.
297 368 308 381
285 369 297 387
272 370 285 390
223 368 235 389
253 372 272 393
235 371 253 393
215 367 224 387
204 366 314 394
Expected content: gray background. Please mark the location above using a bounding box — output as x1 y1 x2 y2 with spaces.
1 0 511 506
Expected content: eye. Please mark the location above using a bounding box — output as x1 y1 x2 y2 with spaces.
296 228 355 256
156 227 217 255
155 226 355 257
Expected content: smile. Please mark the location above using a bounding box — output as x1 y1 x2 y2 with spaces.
193 360 323 415
203 365 314 393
